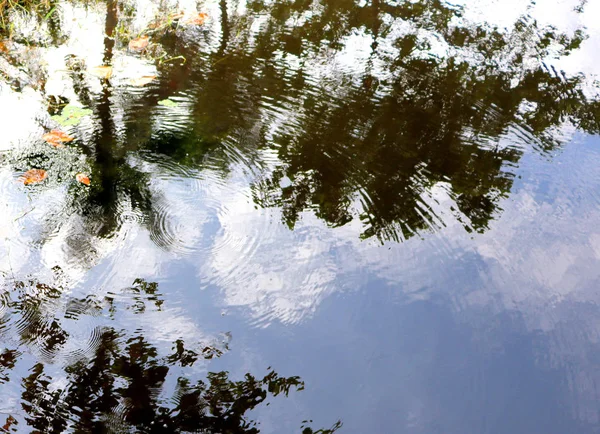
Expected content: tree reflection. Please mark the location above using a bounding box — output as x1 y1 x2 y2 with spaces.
101 0 600 241
7 0 600 249
0 276 341 433
239 0 600 240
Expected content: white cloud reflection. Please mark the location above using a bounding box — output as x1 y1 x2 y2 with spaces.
1 0 600 425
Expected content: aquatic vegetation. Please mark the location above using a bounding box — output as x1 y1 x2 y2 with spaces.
0 0 54 35
51 104 93 127
157 97 178 107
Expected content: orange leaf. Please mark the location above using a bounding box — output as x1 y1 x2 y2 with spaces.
129 75 157 86
90 65 113 79
43 130 74 147
19 169 47 185
129 35 149 51
76 173 91 185
184 12 208 25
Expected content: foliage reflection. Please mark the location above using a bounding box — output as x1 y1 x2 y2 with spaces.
0 275 341 433
6 0 600 246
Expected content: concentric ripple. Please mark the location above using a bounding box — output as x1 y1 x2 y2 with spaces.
147 194 210 257
139 151 260 260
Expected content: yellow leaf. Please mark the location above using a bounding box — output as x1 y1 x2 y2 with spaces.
76 173 90 186
129 35 149 51
42 130 74 147
129 75 157 86
90 65 113 79
19 169 47 185
184 12 208 25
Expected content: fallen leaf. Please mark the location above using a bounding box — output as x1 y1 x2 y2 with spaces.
169 11 185 20
157 98 178 107
76 173 90 185
51 104 93 127
90 65 113 79
184 12 208 25
19 169 47 185
43 130 74 147
129 75 157 86
129 35 149 51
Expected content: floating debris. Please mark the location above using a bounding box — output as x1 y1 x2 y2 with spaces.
90 65 113 79
129 35 149 51
129 75 157 86
19 169 47 185
76 173 90 185
184 12 208 25
42 130 74 147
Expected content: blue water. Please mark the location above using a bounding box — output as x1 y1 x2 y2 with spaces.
1 0 600 432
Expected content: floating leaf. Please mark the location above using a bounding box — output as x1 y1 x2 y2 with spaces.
19 169 47 185
76 173 90 185
90 65 113 79
51 104 93 127
184 12 208 25
43 130 74 147
129 75 157 86
169 11 185 20
129 35 149 51
157 98 178 107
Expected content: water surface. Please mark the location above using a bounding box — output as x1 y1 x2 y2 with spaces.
1 0 600 432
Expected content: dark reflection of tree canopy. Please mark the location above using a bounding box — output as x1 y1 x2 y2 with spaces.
0 276 341 433
233 0 600 240
8 0 600 247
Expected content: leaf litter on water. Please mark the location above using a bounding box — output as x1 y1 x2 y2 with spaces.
76 173 90 185
19 169 47 185
129 75 157 86
129 35 149 51
184 12 208 25
169 11 185 20
90 65 113 79
42 130 74 147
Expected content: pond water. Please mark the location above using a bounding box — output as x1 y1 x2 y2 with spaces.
1 0 600 432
